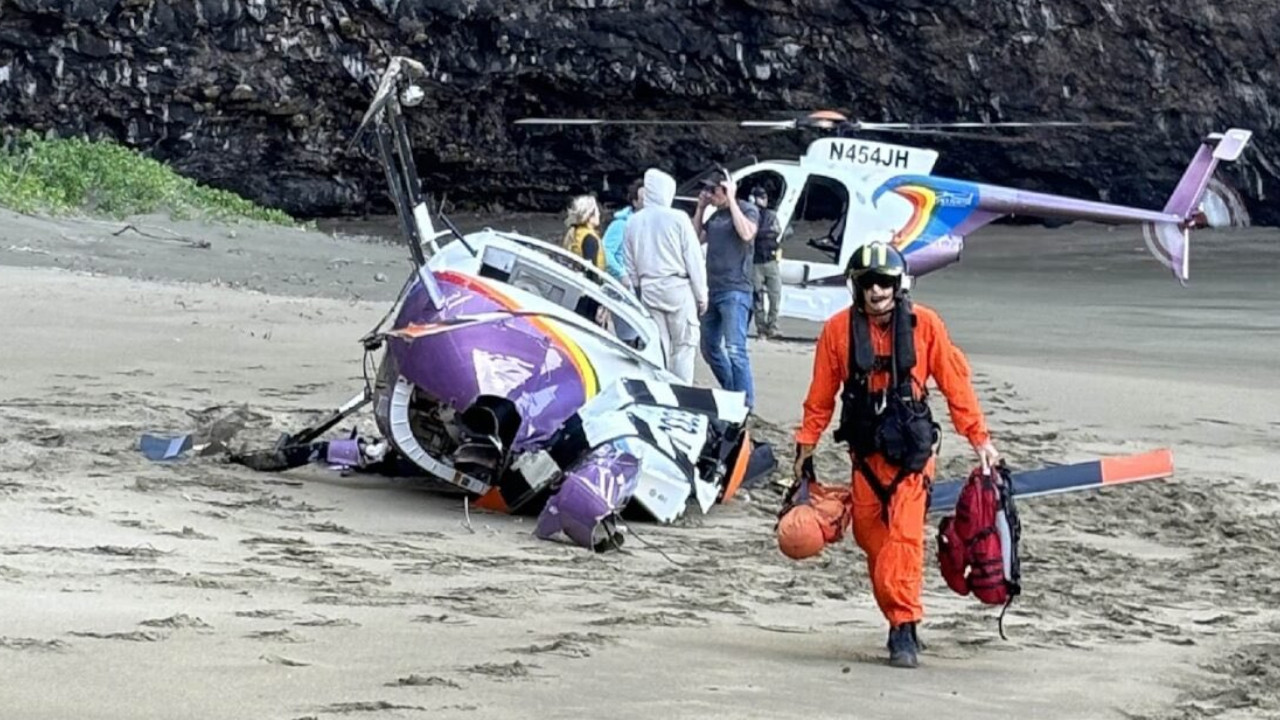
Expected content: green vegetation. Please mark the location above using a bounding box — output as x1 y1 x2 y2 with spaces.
0 131 296 225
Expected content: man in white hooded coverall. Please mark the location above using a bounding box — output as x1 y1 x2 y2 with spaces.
623 168 708 383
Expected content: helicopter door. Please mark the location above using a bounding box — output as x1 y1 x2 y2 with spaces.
771 172 860 323
775 172 850 283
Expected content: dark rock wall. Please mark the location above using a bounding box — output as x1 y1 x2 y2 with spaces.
1 0 1276 222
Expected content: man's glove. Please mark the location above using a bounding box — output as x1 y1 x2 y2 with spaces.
792 443 815 481
777 443 816 528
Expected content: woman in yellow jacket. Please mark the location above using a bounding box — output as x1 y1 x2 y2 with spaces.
562 195 605 270
561 195 610 327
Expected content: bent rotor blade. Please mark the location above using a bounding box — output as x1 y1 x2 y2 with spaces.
927 448 1174 516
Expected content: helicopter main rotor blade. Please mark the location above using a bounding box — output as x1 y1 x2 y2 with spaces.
511 115 1132 143
515 116 1131 130
856 120 1134 130
514 117 799 129
850 126 1039 143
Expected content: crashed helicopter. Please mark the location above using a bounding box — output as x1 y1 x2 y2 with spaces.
232 56 1252 552
515 111 1254 321
232 57 769 551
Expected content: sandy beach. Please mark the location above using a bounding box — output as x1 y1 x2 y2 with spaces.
2 208 1278 720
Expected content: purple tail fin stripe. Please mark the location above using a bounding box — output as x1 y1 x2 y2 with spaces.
1162 143 1218 219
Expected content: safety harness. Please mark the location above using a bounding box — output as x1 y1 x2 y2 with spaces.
833 293 940 524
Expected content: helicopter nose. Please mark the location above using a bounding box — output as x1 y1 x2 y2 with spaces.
388 316 590 446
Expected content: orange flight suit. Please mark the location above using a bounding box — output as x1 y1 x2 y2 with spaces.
794 302 989 627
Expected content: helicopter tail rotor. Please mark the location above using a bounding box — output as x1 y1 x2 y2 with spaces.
1140 128 1254 284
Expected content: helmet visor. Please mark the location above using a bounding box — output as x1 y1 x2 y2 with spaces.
854 271 901 290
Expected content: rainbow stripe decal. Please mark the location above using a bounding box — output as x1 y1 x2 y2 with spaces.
436 270 600 397
887 183 937 250
872 175 981 254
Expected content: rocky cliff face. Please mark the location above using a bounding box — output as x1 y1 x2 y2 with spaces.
2 0 1276 224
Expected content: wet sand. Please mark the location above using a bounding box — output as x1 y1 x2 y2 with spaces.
1 208 1278 719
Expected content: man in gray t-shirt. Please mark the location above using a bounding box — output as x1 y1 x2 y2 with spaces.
694 170 760 409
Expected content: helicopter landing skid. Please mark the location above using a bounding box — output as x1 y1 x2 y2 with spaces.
228 390 373 472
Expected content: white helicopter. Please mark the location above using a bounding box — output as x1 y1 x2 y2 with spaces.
516 110 1254 322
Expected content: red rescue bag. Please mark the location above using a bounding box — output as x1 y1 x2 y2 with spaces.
935 462 1023 638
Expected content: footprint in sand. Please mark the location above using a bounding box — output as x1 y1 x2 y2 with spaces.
244 629 310 643
68 630 166 642
293 615 359 628
587 610 709 628
460 660 540 681
155 526 217 541
43 504 94 518
1162 642 1280 719
384 674 462 689
511 631 618 659
0 637 71 652
313 701 428 714
139 614 213 631
236 609 300 620
262 654 311 667
411 614 472 626
286 521 353 535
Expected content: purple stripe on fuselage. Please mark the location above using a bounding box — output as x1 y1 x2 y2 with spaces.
389 274 588 449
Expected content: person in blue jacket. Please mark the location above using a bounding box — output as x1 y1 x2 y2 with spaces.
602 179 644 285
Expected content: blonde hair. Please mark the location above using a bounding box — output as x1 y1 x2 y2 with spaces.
562 195 600 247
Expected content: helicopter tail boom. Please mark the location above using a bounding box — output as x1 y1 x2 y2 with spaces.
898 128 1254 284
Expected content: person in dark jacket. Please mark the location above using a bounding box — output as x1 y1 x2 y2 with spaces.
694 170 759 409
749 186 783 339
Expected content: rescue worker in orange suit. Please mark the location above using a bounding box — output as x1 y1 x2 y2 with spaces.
782 241 1000 669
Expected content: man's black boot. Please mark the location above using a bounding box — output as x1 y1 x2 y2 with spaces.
910 623 926 651
888 623 919 669
887 624 927 652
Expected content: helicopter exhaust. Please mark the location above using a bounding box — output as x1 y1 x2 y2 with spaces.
454 396 523 482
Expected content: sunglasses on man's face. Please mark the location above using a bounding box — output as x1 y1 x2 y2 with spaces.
855 272 900 290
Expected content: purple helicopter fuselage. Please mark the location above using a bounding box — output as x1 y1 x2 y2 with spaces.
387 269 597 451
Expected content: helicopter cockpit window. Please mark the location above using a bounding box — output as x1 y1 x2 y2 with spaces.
790 173 850 262
481 246 575 306
478 242 650 351
736 170 787 211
